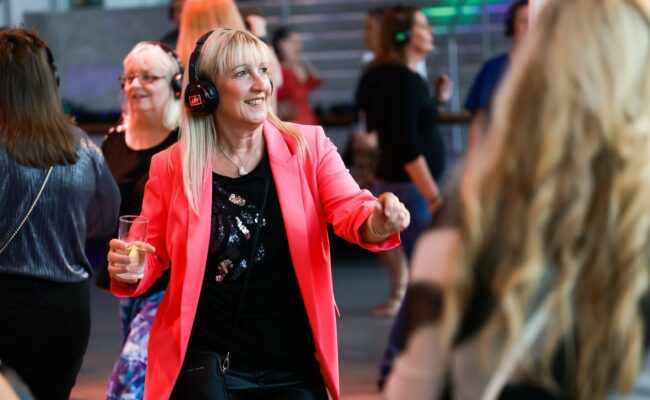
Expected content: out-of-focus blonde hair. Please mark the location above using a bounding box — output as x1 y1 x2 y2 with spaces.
179 29 305 215
445 0 650 398
176 0 246 64
122 42 182 131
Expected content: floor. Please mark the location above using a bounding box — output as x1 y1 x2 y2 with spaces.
70 248 394 400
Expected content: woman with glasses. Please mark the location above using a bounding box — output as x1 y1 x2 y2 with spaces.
97 41 183 400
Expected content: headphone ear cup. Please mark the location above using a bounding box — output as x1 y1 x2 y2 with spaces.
393 28 411 46
390 6 412 47
171 73 183 99
44 46 60 87
184 79 219 116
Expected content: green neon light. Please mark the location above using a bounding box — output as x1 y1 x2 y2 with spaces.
423 7 456 18
423 0 510 25
461 5 481 14
423 5 481 18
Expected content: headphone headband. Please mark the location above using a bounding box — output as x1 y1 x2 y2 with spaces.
147 41 184 74
121 41 184 99
188 30 214 85
150 41 184 99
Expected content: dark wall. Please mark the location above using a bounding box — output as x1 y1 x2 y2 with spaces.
25 6 173 115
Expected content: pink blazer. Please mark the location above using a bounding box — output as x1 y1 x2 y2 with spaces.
112 121 399 399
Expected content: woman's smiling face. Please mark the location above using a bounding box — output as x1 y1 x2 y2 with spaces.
122 58 172 116
215 57 272 129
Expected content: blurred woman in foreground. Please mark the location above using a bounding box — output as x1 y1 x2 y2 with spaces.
0 28 119 400
386 0 650 398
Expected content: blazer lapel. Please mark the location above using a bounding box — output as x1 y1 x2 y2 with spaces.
264 122 318 316
181 160 213 347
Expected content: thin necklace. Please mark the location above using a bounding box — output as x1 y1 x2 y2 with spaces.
217 138 260 176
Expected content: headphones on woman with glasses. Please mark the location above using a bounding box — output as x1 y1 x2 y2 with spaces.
120 42 184 99
123 42 184 99
149 41 184 99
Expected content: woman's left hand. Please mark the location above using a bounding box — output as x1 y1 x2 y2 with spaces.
364 193 410 242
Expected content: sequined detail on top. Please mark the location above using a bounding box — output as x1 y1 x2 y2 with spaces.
210 179 266 283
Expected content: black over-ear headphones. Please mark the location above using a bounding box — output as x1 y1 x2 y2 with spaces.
185 30 219 116
147 41 184 99
44 45 60 87
391 5 412 46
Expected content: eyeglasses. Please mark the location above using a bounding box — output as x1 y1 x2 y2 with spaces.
119 73 164 86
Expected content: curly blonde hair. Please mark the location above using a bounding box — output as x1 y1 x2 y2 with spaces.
445 0 650 398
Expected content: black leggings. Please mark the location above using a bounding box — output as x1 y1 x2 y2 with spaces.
0 275 90 400
171 351 329 400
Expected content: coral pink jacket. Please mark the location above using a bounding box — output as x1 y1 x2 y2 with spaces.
112 121 399 400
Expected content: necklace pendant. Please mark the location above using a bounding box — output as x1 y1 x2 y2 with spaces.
238 166 248 176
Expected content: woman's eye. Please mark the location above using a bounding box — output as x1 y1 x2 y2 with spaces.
259 67 269 75
235 70 248 78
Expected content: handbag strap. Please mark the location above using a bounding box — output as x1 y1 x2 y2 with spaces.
0 166 54 255
220 170 271 374
480 296 551 400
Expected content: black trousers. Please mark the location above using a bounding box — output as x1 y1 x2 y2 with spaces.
0 274 90 400
171 351 329 400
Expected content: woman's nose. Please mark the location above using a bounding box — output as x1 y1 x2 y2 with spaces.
127 76 144 89
251 74 267 92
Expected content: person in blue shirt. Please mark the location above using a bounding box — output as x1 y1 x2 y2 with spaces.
465 0 529 152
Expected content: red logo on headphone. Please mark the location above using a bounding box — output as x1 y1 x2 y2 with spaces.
188 94 203 107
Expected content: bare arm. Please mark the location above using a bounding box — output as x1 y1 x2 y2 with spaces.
467 110 488 155
404 156 443 214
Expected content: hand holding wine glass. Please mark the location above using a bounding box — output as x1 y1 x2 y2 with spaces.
107 215 155 284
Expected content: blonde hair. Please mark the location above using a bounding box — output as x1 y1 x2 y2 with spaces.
446 0 650 398
179 29 305 214
176 0 246 64
122 42 182 131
